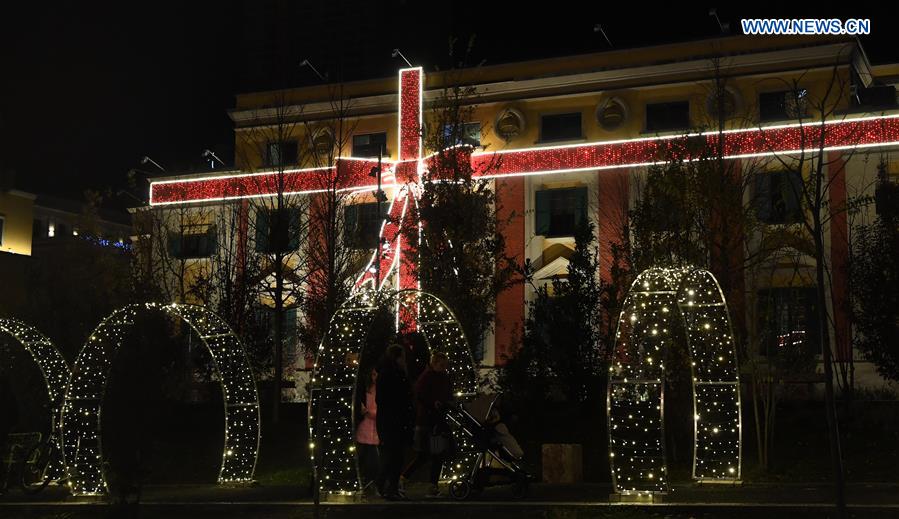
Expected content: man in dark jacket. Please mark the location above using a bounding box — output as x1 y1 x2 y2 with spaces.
400 351 452 498
375 344 413 499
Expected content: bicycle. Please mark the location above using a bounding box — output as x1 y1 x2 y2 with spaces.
2 432 65 494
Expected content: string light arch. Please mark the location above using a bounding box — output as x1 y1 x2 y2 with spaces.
61 303 260 496
607 267 742 494
308 289 479 496
0 318 71 479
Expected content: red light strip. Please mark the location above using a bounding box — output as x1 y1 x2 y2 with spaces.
150 115 899 206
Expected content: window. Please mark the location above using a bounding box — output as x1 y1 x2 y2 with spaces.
759 89 808 121
0 216 4 246
645 101 690 132
256 306 299 355
344 202 386 249
266 140 298 167
33 219 43 238
352 132 388 158
540 112 582 142
443 122 481 146
256 208 301 253
875 163 899 216
535 187 588 237
757 287 820 357
754 170 803 224
168 224 217 259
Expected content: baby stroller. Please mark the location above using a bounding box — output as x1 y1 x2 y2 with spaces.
442 394 535 500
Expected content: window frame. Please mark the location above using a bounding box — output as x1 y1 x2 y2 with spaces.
644 100 691 133
352 132 388 158
534 186 589 238
442 121 481 147
266 140 299 167
169 223 218 259
539 112 583 143
756 286 821 357
344 201 387 249
758 88 809 122
754 170 804 225
255 207 302 254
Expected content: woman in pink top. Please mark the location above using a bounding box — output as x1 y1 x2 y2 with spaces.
356 367 380 492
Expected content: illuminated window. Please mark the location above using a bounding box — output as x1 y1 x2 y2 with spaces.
352 132 387 158
540 112 582 142
48 221 56 238
255 208 301 253
645 101 690 132
535 187 588 237
266 140 298 167
754 170 803 224
344 202 386 249
756 287 820 357
168 224 217 259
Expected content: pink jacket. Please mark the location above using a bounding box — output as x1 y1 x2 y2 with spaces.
356 387 379 445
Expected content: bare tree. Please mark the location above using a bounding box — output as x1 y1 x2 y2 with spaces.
298 81 367 357
405 40 519 362
235 90 312 423
762 50 877 515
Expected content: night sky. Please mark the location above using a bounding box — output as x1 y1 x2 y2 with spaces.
1 3 896 203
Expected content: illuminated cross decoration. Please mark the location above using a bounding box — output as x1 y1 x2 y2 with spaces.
150 67 899 299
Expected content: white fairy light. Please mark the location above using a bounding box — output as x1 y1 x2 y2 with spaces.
60 303 260 496
308 288 478 496
0 319 71 480
607 267 742 494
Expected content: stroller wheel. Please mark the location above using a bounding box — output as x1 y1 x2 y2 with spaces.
511 480 529 499
449 480 472 501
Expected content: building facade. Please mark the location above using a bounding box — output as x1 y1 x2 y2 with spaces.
145 35 899 393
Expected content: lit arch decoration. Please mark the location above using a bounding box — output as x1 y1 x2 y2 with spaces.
61 303 260 496
607 267 742 494
308 289 478 495
0 318 71 479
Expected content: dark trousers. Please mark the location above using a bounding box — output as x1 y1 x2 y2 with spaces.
357 443 380 487
401 426 444 485
401 450 444 485
377 441 405 495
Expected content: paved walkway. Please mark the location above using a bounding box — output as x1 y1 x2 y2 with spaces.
2 481 899 518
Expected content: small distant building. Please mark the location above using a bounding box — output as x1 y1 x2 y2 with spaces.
0 189 132 315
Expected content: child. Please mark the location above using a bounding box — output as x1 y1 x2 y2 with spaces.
356 367 380 492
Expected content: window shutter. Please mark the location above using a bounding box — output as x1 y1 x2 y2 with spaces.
785 170 803 222
754 174 772 223
574 187 588 229
256 211 270 252
168 231 182 258
344 204 358 246
205 226 218 256
288 208 301 250
535 190 550 236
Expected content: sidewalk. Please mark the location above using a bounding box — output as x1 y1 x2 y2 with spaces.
2 481 899 517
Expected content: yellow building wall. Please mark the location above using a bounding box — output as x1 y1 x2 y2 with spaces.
0 192 34 256
234 64 857 170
